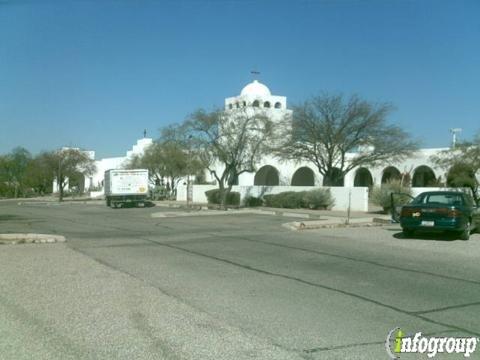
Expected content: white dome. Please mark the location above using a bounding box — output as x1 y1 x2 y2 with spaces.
240 80 271 97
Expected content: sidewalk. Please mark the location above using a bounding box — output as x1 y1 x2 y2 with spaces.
151 200 392 230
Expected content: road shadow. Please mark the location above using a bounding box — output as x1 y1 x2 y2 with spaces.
0 214 22 221
112 201 156 209
393 231 462 241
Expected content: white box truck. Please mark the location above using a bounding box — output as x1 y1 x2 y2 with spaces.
104 169 149 208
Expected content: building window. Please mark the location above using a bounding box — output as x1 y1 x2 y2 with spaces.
274 102 281 109
253 100 260 107
264 101 271 108
228 104 233 110
236 102 240 108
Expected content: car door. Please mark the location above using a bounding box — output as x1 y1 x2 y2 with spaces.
390 192 415 223
472 198 480 230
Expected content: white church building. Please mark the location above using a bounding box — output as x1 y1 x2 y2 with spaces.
205 80 447 189
85 79 460 210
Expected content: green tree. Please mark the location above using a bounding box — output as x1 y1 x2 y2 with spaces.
125 127 205 198
184 107 274 209
24 153 55 195
42 148 96 201
273 93 419 186
431 133 480 201
0 147 32 198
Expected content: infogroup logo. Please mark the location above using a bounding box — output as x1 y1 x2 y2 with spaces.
385 328 479 359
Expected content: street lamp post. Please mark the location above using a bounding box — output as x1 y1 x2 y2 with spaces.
186 135 193 207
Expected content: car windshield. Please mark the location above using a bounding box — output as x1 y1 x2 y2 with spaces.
413 193 464 206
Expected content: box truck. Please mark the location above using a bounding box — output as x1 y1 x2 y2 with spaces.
104 169 149 208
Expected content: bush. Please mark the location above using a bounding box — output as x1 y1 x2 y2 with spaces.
263 189 334 210
263 192 304 208
303 189 335 209
370 179 411 213
243 196 263 207
267 191 303 208
282 191 307 208
205 189 240 206
263 194 280 208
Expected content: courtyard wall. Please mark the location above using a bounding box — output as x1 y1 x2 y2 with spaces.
176 185 369 212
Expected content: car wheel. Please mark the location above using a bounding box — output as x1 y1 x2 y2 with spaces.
403 229 414 238
459 221 471 240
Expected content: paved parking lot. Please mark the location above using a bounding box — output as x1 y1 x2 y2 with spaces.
0 200 479 359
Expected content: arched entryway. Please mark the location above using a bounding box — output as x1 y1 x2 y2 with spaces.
412 165 436 187
322 167 344 186
291 167 315 186
254 165 280 186
354 168 373 187
381 166 401 184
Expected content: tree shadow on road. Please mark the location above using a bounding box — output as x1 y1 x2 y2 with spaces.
0 214 22 221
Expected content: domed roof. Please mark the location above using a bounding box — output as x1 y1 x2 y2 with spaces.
240 80 271 97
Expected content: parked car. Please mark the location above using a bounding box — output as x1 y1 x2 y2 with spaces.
395 191 480 240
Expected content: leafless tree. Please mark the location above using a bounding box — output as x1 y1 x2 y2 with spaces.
273 93 419 186
184 107 274 209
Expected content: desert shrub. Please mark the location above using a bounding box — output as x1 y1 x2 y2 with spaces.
205 189 240 206
279 191 306 208
303 188 335 209
263 192 302 208
262 194 278 208
370 179 412 213
243 196 263 207
262 189 334 209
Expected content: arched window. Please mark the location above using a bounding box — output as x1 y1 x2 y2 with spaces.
243 101 247 107
291 167 315 186
252 100 260 107
381 166 402 184
228 104 233 110
274 102 281 109
323 167 344 186
254 165 280 186
264 101 271 108
412 166 436 187
354 168 373 187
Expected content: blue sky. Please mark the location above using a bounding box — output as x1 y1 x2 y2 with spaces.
0 0 479 158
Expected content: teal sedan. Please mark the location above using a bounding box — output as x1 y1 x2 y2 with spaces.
396 191 480 240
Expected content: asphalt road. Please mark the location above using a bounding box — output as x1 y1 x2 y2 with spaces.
0 200 479 359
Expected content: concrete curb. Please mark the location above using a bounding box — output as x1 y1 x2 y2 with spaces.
0 233 66 245
282 217 390 231
151 208 393 228
151 208 313 218
17 200 103 206
152 208 326 219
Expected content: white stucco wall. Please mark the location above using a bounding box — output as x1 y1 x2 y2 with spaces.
177 184 369 212
87 138 153 195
